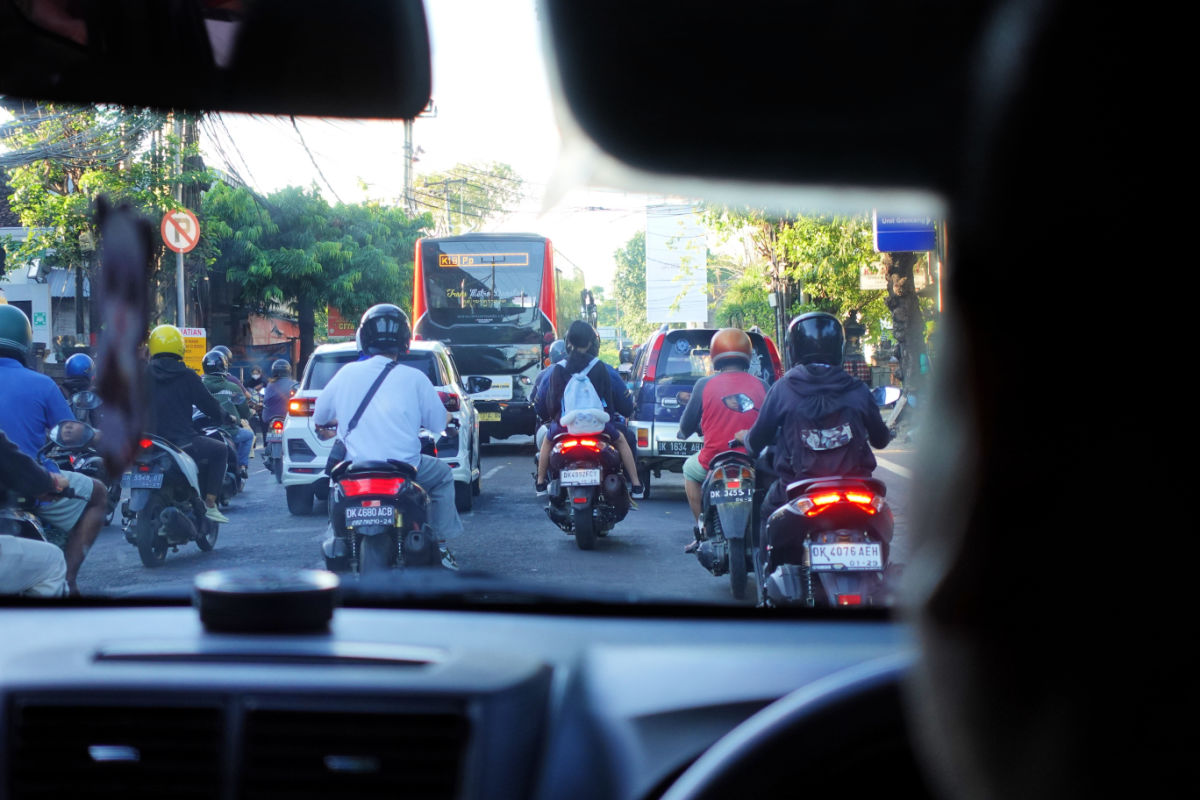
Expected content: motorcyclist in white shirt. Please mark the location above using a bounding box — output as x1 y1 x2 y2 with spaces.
313 304 463 568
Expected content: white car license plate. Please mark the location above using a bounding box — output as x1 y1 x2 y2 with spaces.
810 543 883 571
344 505 397 526
561 469 601 486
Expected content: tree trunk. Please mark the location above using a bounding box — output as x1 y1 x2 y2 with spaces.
883 252 926 395
298 295 316 371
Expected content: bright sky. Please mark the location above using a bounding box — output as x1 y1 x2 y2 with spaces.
208 0 651 292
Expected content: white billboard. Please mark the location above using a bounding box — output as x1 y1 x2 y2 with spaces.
645 203 708 323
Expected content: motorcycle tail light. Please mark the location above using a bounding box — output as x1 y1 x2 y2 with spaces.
562 438 601 452
271 418 284 432
788 489 882 517
837 594 863 606
138 437 154 450
725 480 741 490
340 477 405 496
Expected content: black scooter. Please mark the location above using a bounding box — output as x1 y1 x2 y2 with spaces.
191 409 243 506
693 441 761 600
544 432 630 550
38 418 121 526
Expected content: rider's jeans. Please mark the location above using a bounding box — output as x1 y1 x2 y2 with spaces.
233 428 253 468
0 536 67 597
415 455 463 540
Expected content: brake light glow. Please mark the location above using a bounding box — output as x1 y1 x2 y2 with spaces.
562 437 601 452
637 427 649 448
725 480 741 490
340 477 405 496
271 418 284 432
138 437 154 450
573 496 589 504
789 489 883 517
837 594 863 606
288 398 315 416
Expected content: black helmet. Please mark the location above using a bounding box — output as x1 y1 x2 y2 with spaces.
270 359 291 378
212 345 233 364
356 303 411 356
202 349 228 375
0 304 33 363
786 312 844 370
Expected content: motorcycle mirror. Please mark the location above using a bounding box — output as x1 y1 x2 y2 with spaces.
872 385 903 407
49 420 96 449
70 390 103 410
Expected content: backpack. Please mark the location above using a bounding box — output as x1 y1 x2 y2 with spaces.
784 403 871 479
560 356 610 434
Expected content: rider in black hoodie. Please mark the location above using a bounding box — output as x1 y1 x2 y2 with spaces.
144 325 232 524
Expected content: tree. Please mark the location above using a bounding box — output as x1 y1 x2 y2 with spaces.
612 231 657 343
412 161 523 234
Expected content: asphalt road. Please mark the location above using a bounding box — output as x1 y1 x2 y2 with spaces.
77 436 916 603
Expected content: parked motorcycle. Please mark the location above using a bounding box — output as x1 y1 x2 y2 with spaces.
191 409 243 506
121 435 219 567
38 420 122 526
693 441 761 599
263 415 284 483
544 432 630 550
323 457 437 575
757 475 893 607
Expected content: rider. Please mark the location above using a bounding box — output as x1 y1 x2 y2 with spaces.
738 312 892 538
312 304 463 567
678 328 769 551
200 349 254 480
0 304 106 595
1 429 69 597
534 320 643 498
262 359 298 428
61 352 104 426
143 324 235 524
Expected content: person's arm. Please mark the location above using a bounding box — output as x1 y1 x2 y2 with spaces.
678 375 709 439
743 382 787 456
860 388 892 449
547 366 564 420
187 371 226 422
313 372 340 426
532 369 552 420
417 375 448 433
608 365 634 418
232 382 252 422
0 431 58 498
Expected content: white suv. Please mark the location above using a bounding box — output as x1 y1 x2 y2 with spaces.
280 340 483 515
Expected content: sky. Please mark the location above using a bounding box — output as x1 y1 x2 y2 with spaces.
207 0 652 292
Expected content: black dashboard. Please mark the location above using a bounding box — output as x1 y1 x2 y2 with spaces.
0 604 911 799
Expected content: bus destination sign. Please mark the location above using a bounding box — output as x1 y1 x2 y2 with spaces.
438 252 530 268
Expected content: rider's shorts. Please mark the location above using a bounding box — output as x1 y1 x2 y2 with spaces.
683 453 707 483
34 470 94 541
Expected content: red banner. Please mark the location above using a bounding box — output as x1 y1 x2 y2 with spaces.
327 307 357 338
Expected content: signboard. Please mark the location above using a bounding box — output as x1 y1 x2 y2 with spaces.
161 208 201 253
180 327 207 374
437 252 529 268
873 211 936 252
646 203 708 323
326 307 357 339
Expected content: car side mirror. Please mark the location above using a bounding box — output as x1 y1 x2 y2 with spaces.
466 376 493 395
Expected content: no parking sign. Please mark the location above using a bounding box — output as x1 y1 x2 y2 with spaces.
161 208 200 253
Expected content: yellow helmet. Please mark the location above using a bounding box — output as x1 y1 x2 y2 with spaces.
147 324 185 358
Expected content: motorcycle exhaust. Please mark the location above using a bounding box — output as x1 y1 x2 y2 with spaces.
159 505 197 544
402 525 437 567
603 473 630 519
697 538 729 576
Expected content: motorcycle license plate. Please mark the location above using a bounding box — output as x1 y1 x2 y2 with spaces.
810 543 883 571
344 505 397 526
561 469 601 486
657 441 701 456
122 472 164 489
479 412 502 422
709 485 753 504
265 432 283 443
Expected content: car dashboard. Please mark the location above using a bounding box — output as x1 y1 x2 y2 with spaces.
0 603 911 799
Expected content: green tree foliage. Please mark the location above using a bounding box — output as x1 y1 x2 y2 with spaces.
412 161 523 234
612 230 657 344
201 182 430 365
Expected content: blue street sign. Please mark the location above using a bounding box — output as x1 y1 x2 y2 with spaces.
873 212 936 252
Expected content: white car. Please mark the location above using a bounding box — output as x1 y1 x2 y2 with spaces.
280 340 483 515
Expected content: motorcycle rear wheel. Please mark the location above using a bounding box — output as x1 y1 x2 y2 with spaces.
273 455 283 483
727 536 748 600
195 516 219 551
573 507 597 551
358 532 396 573
134 496 168 568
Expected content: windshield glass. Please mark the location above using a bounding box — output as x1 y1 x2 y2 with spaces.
0 0 937 609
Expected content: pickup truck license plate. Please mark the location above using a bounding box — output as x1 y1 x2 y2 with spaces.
657 440 701 456
810 543 883 571
122 472 164 489
561 469 601 486
344 505 397 526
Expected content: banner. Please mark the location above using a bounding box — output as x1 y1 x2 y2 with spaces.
179 327 207 374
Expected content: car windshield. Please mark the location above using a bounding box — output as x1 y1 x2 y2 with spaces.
0 0 936 610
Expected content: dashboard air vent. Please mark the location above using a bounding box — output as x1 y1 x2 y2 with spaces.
241 709 468 800
8 702 224 800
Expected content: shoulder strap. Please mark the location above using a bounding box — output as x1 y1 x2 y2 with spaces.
575 356 601 378
345 360 398 436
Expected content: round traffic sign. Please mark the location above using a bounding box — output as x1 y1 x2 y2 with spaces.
161 208 200 253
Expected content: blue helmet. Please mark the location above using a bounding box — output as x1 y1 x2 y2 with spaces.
64 353 95 380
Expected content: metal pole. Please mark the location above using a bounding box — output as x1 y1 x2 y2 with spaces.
174 114 186 327
403 118 414 214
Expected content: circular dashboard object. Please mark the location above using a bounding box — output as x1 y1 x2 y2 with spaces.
194 568 340 633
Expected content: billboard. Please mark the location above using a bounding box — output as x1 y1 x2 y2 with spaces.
645 203 708 324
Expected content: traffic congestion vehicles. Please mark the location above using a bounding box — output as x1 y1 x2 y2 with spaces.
413 233 558 443
0 1 1138 798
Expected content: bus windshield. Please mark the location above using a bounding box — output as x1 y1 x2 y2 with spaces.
420 238 544 330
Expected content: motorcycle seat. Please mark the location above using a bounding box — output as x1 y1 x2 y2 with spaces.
708 450 756 470
785 475 888 500
332 459 418 481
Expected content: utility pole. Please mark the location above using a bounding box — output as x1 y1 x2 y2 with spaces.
174 113 185 327
426 177 467 235
403 99 436 215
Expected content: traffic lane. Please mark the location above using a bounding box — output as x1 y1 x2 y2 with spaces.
462 442 754 605
78 464 328 597
872 444 914 566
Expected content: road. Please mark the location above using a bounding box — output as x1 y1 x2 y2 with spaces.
77 437 917 603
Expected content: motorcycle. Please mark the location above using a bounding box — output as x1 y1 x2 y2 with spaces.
191 409 244 506
693 440 761 600
38 420 122 526
544 432 630 550
758 475 893 607
322 440 440 576
120 435 219 567
263 415 284 483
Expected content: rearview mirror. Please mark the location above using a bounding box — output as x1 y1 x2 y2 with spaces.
0 0 431 118
49 420 95 449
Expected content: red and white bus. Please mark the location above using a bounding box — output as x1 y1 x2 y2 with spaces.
413 233 558 441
